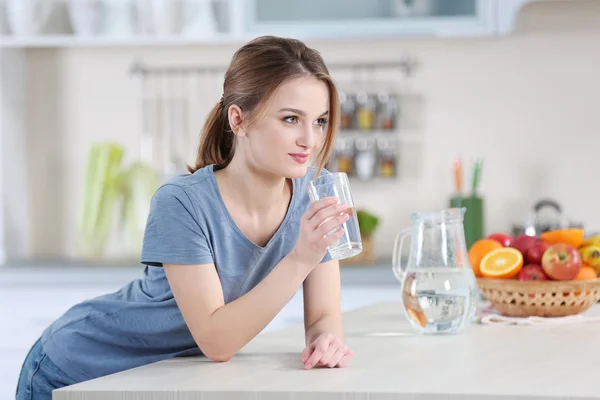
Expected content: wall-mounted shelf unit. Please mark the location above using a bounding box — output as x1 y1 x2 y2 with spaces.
0 0 534 49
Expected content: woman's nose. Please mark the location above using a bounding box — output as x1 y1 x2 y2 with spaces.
297 124 317 149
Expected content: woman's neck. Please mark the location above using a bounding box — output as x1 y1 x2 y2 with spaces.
214 158 292 215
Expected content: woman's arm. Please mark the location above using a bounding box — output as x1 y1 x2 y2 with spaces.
302 259 344 344
300 259 353 369
164 252 311 363
164 196 349 363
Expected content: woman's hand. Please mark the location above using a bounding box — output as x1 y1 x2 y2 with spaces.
290 197 350 269
301 333 353 370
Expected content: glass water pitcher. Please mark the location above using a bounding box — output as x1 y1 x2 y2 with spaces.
392 208 478 334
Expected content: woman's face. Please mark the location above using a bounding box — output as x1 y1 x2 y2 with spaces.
233 76 330 179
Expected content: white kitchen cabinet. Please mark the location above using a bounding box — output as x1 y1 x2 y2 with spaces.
0 0 535 49
244 0 498 38
242 0 536 38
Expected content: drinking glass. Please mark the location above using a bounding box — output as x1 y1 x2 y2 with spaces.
307 172 362 260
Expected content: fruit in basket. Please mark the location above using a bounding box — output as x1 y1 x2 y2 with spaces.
480 247 524 279
526 242 550 265
573 265 597 281
541 243 582 280
581 235 600 248
572 265 597 295
468 239 503 277
540 228 584 248
487 232 512 247
508 234 539 257
579 245 600 269
517 264 548 281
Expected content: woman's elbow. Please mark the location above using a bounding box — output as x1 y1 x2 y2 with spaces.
193 326 237 362
202 348 234 363
196 336 235 362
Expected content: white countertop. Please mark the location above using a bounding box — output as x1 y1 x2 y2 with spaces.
54 302 600 400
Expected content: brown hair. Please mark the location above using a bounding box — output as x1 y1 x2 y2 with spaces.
188 36 339 174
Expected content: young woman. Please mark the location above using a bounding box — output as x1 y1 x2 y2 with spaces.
16 35 353 399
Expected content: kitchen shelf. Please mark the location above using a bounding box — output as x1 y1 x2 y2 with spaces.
0 0 533 49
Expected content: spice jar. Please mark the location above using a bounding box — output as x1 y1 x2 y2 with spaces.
339 91 356 130
377 137 397 178
377 90 399 130
354 137 377 181
334 137 354 175
356 91 376 131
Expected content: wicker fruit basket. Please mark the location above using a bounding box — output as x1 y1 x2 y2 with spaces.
476 278 600 317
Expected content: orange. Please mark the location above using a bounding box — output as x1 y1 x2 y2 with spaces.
480 247 524 279
468 239 503 277
571 265 597 296
540 228 584 248
405 307 427 327
573 265 597 281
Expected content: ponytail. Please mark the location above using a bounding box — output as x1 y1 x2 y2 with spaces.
187 102 234 173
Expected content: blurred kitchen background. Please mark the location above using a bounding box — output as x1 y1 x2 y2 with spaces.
1 0 599 397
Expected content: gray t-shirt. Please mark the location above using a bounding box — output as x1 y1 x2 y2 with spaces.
41 164 330 382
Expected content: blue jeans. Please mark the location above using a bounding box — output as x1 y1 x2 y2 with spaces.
15 338 77 400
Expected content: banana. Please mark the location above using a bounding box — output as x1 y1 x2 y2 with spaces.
581 235 600 248
579 245 600 268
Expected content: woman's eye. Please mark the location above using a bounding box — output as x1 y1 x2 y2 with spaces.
315 118 328 127
283 116 298 124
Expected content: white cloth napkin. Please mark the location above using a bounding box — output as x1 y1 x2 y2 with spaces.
480 313 600 326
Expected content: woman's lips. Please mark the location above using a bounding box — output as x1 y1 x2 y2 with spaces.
289 153 309 164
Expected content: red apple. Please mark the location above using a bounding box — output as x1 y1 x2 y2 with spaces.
541 243 582 281
526 242 551 265
487 232 512 247
517 264 548 281
508 234 539 258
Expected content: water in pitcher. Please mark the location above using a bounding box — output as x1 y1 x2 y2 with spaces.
327 207 362 260
401 267 476 334
393 208 478 334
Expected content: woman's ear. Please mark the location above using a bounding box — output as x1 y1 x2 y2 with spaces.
227 105 245 137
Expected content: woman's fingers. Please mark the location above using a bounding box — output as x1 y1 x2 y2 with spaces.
308 203 346 231
317 338 340 366
303 197 338 222
301 346 312 364
325 344 347 368
304 334 333 369
315 212 350 239
336 350 354 368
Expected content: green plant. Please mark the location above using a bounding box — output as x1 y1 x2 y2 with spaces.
79 142 125 257
356 209 380 238
79 142 158 258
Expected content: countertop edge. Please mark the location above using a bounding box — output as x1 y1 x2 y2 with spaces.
0 259 398 287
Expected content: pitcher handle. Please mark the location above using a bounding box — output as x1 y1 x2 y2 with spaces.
392 228 411 283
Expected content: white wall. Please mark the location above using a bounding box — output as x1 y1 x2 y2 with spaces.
20 0 600 261
1 49 30 262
